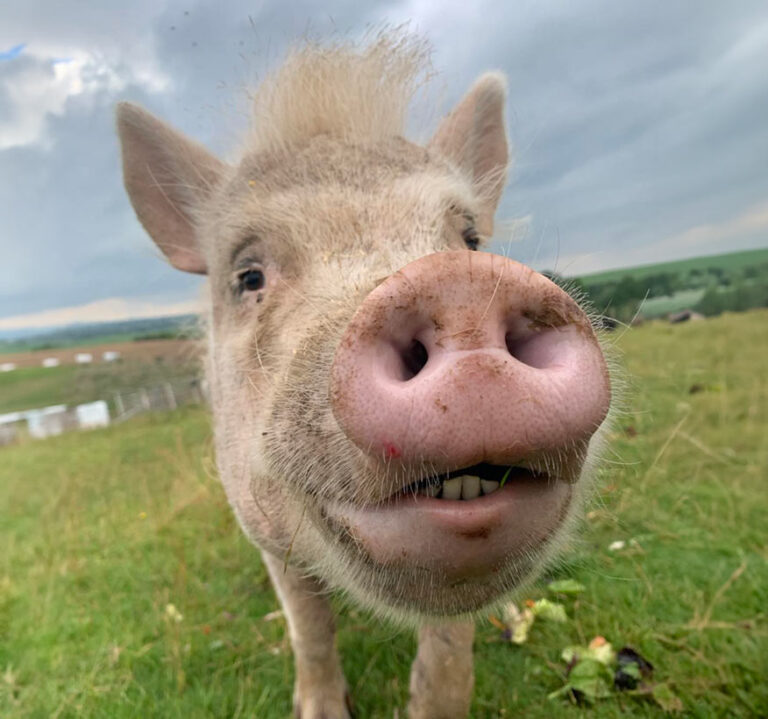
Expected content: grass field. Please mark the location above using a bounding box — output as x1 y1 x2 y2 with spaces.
0 316 199 356
1 311 766 717
0 348 200 416
578 247 768 284
636 289 706 318
0 338 198 371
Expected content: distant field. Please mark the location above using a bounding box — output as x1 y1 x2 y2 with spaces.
0 315 199 355
1 310 766 717
0 338 199 370
0 341 201 415
0 331 174 352
578 247 768 283
638 289 705 316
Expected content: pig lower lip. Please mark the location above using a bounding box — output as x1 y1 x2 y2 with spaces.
331 475 571 579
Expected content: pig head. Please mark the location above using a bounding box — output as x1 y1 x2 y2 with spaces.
116 38 611 629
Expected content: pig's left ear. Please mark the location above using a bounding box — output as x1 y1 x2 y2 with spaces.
116 102 229 275
428 73 508 237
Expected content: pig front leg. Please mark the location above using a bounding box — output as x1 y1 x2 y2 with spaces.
262 552 351 719
408 623 475 719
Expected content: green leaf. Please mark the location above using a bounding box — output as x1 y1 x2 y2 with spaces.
563 658 614 702
589 640 616 667
623 662 641 680
547 579 586 596
531 598 567 622
499 466 513 488
561 645 580 664
546 685 572 701
561 640 615 667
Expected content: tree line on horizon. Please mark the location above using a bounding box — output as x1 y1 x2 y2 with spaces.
545 260 768 323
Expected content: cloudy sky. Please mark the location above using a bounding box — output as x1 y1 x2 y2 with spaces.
2 0 767 330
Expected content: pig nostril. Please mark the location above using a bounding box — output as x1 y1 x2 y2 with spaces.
505 332 524 360
400 339 429 380
505 330 555 369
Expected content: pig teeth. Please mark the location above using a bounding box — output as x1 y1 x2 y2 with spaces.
460 475 480 500
480 480 500 496
441 477 462 500
417 474 502 500
439 475 483 500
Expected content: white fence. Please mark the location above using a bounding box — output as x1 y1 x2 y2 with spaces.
0 401 108 443
112 378 205 423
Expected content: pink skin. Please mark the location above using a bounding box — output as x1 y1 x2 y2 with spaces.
329 251 610 578
335 473 571 581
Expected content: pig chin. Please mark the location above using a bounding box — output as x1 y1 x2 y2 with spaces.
318 463 580 616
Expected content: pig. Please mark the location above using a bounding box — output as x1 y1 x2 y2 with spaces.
116 34 612 719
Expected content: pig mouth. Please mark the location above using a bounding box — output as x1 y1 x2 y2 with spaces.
392 462 545 501
329 460 573 588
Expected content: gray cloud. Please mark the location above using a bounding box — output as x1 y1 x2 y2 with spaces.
390 0 768 269
1 0 767 322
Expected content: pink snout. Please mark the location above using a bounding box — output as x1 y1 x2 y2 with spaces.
330 251 610 472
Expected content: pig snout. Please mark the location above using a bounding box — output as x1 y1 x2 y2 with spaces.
330 251 610 471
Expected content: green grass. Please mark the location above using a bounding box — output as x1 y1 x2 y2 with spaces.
0 361 198 415
579 247 768 284
2 311 767 717
0 365 82 415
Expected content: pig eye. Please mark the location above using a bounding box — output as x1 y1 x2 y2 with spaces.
238 267 266 293
463 227 480 251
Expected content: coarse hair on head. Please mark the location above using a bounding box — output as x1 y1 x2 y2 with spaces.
245 28 432 152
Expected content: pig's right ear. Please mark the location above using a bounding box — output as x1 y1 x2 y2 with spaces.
116 102 228 275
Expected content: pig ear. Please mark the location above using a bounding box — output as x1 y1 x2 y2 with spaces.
116 102 228 275
428 72 509 236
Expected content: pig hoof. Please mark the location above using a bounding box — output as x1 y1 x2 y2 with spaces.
293 690 353 719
